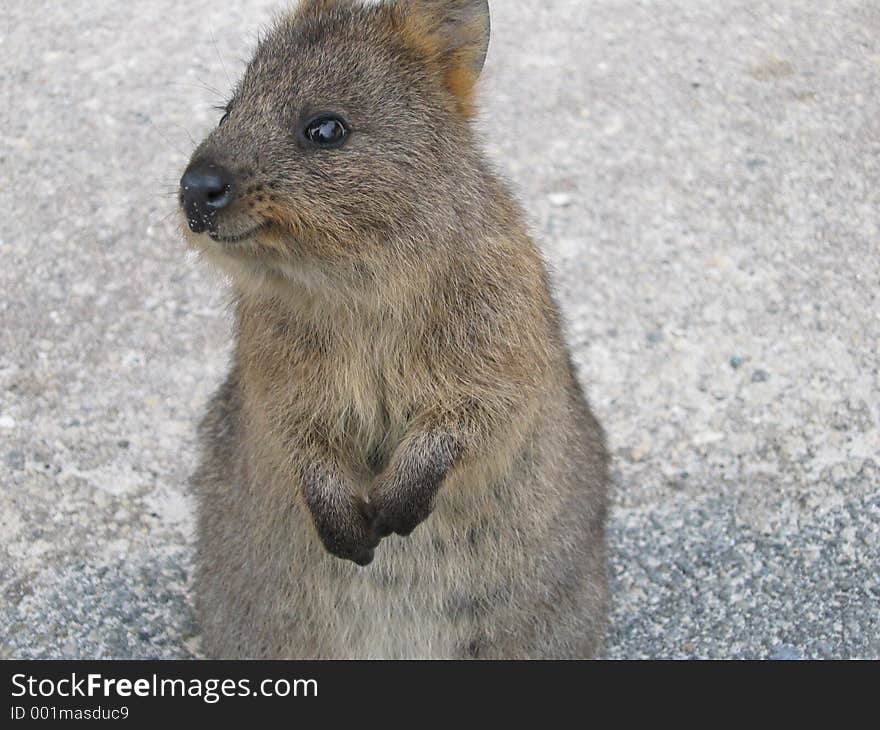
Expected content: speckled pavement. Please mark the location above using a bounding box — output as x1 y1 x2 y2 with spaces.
1 0 877 659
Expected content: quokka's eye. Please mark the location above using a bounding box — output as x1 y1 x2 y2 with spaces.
302 115 349 147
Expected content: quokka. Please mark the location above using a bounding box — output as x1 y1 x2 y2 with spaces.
179 0 610 659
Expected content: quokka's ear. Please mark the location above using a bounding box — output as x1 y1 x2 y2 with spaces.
400 0 491 117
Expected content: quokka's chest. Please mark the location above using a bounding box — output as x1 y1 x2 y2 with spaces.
240 323 420 472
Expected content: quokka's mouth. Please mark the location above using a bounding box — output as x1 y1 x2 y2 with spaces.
208 224 268 245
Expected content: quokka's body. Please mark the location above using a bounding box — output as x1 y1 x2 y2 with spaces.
182 0 609 659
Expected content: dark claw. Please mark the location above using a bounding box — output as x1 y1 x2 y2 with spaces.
317 518 380 567
374 517 394 539
324 538 377 567
351 548 375 567
371 502 428 539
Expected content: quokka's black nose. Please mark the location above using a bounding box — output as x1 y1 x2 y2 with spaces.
180 161 235 233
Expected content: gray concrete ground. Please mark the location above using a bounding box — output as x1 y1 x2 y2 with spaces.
1 0 877 659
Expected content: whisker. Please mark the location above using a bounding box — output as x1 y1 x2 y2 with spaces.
210 25 233 92
163 80 227 99
168 122 198 148
146 120 190 158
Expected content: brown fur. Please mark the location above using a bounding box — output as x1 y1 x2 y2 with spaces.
181 0 609 659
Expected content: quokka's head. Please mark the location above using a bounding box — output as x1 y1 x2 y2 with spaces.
179 0 492 291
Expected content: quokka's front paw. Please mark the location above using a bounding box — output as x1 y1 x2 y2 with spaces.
312 498 381 566
369 485 433 538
